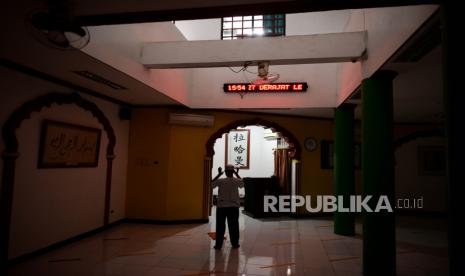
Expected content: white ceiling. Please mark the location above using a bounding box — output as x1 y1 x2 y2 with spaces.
1 1 443 123
1 1 182 106
390 46 443 123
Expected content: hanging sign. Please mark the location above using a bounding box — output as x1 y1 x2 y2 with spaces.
223 82 308 93
225 129 250 169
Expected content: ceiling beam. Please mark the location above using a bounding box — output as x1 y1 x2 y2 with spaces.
75 0 440 26
141 32 367 68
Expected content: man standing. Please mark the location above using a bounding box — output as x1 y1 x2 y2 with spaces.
212 164 244 249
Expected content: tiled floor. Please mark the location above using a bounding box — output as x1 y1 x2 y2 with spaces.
8 208 448 276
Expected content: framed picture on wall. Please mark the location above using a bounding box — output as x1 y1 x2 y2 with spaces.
225 129 250 169
417 146 445 176
320 140 333 169
321 140 361 170
38 120 102 168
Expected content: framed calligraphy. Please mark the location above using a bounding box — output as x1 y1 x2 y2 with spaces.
225 129 250 169
321 140 361 170
38 120 102 168
417 146 445 176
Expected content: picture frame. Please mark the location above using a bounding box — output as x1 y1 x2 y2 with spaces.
417 146 445 176
321 140 361 170
38 120 102 168
225 129 250 169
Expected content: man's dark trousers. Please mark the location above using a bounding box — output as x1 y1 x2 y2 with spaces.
215 207 239 248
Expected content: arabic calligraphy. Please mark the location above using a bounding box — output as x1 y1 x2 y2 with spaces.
39 121 101 167
48 133 96 160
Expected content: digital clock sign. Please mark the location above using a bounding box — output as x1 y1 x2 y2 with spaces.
223 82 308 93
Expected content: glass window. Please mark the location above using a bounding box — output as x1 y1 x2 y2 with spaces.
221 14 285 40
233 21 242 28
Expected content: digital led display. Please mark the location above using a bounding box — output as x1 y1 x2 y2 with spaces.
223 82 308 93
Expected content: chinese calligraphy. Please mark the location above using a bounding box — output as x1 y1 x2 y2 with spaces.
233 133 245 142
234 145 245 154
226 130 249 169
234 156 245 166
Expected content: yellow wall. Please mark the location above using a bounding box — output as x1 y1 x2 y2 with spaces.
166 125 212 219
126 109 170 219
123 107 442 220
127 108 361 220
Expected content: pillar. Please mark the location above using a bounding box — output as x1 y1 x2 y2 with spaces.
103 154 115 225
203 157 213 219
1 152 19 275
333 104 355 236
441 4 465 276
362 70 397 276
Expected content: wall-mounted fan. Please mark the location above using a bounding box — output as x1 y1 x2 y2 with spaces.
252 61 280 85
27 1 89 50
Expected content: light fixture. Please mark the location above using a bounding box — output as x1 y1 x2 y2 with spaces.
73 71 127 90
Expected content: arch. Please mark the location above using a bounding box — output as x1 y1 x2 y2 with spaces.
394 129 444 150
0 92 116 267
202 117 302 219
2 92 115 154
205 117 301 160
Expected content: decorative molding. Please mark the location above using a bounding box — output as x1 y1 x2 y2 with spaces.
205 117 302 160
2 92 116 155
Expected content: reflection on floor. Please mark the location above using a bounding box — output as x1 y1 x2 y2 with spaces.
8 208 448 276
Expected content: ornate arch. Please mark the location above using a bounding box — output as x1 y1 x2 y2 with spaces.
202 117 302 219
205 117 302 160
1 92 116 267
2 92 115 154
394 129 444 150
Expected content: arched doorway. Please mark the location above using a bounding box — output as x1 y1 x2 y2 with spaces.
203 118 302 219
0 92 116 267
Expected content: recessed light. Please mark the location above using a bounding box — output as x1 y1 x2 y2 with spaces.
73 71 127 90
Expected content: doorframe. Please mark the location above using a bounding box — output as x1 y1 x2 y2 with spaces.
203 118 302 219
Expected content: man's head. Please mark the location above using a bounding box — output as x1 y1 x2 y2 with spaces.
225 164 235 177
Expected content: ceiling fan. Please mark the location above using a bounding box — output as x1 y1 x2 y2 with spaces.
27 0 89 49
252 61 280 85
